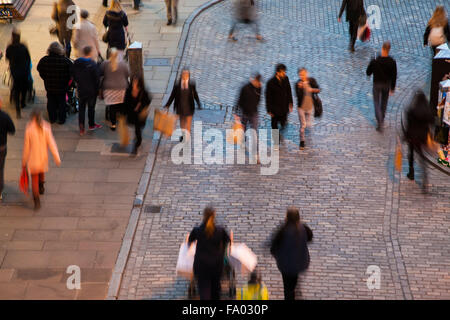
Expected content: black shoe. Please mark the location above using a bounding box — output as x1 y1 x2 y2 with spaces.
58 120 65 125
228 35 237 41
33 196 41 211
39 182 45 195
349 44 355 52
167 19 172 25
179 136 184 142
300 141 305 150
407 172 414 180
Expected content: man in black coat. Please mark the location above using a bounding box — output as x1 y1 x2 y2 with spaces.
73 46 102 135
338 0 365 52
265 64 293 148
235 72 262 131
0 97 16 202
5 30 31 119
37 42 74 124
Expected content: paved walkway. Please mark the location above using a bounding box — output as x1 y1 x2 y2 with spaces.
0 0 209 299
118 0 450 299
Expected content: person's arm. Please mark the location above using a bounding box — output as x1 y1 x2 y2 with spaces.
192 83 202 109
265 81 273 115
423 25 431 46
390 60 397 92
37 58 44 79
338 0 347 20
103 14 108 28
366 59 374 76
188 227 197 246
5 46 11 62
51 2 59 22
270 226 283 256
22 128 30 168
122 11 129 28
310 78 321 93
164 84 177 108
6 115 15 135
286 78 293 111
235 86 246 118
303 224 313 242
46 126 61 166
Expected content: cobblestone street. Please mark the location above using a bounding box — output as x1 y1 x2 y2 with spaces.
118 0 450 300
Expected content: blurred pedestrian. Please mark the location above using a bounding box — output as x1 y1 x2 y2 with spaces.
124 75 152 155
51 0 76 58
188 207 231 300
423 6 450 55
37 42 74 125
366 41 397 132
164 68 202 142
270 207 313 300
164 0 178 25
236 270 269 300
295 68 320 150
5 29 32 119
234 72 262 132
103 0 129 59
265 64 293 149
404 90 434 193
73 46 102 136
22 109 61 210
228 0 263 41
0 97 16 202
73 9 101 62
100 48 130 131
338 0 365 52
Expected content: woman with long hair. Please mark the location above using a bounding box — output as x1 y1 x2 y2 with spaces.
270 207 313 300
188 207 231 300
124 75 152 155
22 109 61 210
100 48 130 130
103 0 129 59
424 6 450 55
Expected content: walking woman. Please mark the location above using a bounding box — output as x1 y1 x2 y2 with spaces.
103 0 129 59
188 207 231 300
270 207 313 300
423 6 450 55
125 75 152 155
164 68 202 142
100 48 130 130
22 109 61 210
51 0 76 58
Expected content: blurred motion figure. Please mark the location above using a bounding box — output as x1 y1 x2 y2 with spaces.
228 0 262 41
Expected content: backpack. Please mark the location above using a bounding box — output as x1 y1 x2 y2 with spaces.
428 26 446 46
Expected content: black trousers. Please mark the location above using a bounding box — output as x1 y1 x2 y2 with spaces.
281 273 298 300
12 78 28 117
109 103 124 126
134 123 143 149
47 93 66 124
271 113 288 143
79 95 97 128
196 272 221 300
349 20 358 48
0 146 6 195
373 84 390 126
408 142 427 185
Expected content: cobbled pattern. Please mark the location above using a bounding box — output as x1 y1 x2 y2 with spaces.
118 0 450 300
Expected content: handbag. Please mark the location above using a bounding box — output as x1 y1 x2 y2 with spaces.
434 125 449 145
102 29 109 43
313 93 323 117
19 167 29 195
153 109 177 137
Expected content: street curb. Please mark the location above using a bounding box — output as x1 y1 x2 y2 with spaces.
106 0 224 300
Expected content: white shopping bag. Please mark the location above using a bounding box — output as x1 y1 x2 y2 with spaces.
176 237 196 279
229 243 257 274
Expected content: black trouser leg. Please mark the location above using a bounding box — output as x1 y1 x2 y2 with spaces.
57 94 66 123
282 273 298 300
408 142 414 176
229 21 238 36
134 123 142 149
78 97 87 129
197 274 212 300
349 20 358 48
380 87 389 122
13 82 21 117
0 147 6 195
87 96 97 127
47 94 58 123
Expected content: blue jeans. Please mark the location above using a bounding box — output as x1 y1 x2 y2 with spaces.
373 84 390 126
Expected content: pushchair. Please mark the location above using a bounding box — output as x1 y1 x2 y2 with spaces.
66 79 79 115
3 62 35 105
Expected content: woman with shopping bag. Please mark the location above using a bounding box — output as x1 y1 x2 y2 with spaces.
22 109 61 210
188 207 231 300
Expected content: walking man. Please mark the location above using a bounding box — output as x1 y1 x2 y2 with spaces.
0 97 16 202
164 0 178 25
295 68 320 150
73 46 102 136
366 41 397 132
265 64 293 149
228 0 263 41
338 0 365 52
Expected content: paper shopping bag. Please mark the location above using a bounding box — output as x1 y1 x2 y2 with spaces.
226 120 244 145
153 109 177 137
19 167 29 195
229 243 257 273
176 241 196 279
118 115 129 146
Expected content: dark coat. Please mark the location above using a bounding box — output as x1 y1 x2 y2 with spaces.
366 56 397 91
103 10 129 50
423 23 450 46
73 57 100 99
0 110 16 147
37 53 73 95
338 0 365 22
188 223 231 276
405 93 434 147
51 0 76 43
165 80 201 116
265 76 293 116
295 77 320 108
270 223 312 276
124 86 152 127
236 82 261 117
5 43 31 81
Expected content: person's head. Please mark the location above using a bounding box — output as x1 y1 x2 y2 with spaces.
285 207 300 226
108 47 119 71
250 72 262 88
203 206 216 238
275 64 287 79
181 68 190 82
248 270 261 285
411 89 429 109
131 75 145 91
298 67 308 81
30 108 43 128
83 46 93 58
48 41 64 56
381 41 391 57
11 28 21 45
109 0 123 12
80 9 89 20
429 6 448 27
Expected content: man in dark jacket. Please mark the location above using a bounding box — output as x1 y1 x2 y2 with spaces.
266 64 293 148
271 207 312 300
5 30 31 119
51 0 76 58
338 0 365 52
235 72 262 131
366 41 397 132
0 98 16 201
73 46 102 135
37 42 74 124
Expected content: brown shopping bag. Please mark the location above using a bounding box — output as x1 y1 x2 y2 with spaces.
118 115 129 146
226 120 244 144
394 138 402 172
153 109 177 137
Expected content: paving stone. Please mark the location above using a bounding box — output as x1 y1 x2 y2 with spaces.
0 283 28 300
24 282 76 300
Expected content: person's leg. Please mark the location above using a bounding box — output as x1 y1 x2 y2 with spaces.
417 146 428 191
78 97 87 131
197 274 212 300
134 123 142 149
87 96 97 128
47 94 57 123
349 20 357 50
39 172 45 195
229 20 238 38
65 39 72 58
279 113 288 142
298 108 306 142
380 86 390 124
20 80 28 108
164 0 172 23
57 93 66 124
282 273 298 300
172 0 178 24
373 85 382 129
211 272 222 300
31 173 40 210
0 147 6 197
185 115 193 139
407 142 414 180
110 104 117 128
103 0 108 7
13 80 21 118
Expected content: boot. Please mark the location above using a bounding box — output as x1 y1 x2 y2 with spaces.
33 196 41 211
406 169 414 181
39 182 45 195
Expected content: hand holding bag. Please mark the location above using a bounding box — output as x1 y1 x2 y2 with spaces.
19 167 29 195
153 109 177 137
176 235 196 279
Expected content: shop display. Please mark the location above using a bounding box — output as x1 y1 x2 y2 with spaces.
435 79 450 168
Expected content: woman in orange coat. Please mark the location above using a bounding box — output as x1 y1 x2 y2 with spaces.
22 109 61 210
